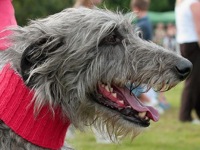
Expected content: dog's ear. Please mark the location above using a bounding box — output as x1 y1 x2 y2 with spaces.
20 36 64 86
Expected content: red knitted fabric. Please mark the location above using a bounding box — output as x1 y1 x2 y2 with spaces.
0 64 70 149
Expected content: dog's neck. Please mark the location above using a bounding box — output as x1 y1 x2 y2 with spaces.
0 64 70 149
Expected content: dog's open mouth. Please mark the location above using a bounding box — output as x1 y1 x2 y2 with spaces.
97 83 159 127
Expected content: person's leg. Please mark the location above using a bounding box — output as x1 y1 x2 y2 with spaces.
180 80 193 121
179 42 199 121
190 44 200 119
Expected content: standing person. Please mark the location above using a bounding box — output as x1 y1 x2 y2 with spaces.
74 0 102 9
130 0 153 41
175 0 200 123
130 0 169 114
130 0 155 105
0 0 17 50
130 0 153 105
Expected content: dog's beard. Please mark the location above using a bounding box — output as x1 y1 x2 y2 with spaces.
71 94 145 141
68 98 142 141
92 104 144 141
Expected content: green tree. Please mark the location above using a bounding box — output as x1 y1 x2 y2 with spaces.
103 0 176 12
13 0 74 26
149 0 176 12
101 0 131 12
13 0 176 26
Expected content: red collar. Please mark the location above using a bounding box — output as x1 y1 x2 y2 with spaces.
0 64 70 149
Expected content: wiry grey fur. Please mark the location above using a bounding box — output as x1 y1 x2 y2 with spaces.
0 8 192 150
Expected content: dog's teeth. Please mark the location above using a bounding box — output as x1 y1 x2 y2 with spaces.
105 85 110 92
118 100 124 104
101 84 105 87
112 93 117 98
145 116 149 120
138 112 146 119
110 88 113 92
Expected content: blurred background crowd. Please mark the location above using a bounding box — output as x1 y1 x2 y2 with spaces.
12 0 178 54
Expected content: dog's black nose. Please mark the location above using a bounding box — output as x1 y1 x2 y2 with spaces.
175 59 193 80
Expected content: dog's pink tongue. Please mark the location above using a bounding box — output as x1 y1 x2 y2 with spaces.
115 86 159 122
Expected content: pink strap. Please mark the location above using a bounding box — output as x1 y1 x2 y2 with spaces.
0 0 17 50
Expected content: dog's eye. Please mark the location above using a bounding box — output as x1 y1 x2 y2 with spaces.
104 34 120 45
107 35 116 43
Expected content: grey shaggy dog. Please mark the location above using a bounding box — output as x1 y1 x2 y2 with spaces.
0 8 192 150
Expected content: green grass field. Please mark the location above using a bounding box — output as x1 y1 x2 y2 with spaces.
68 83 200 150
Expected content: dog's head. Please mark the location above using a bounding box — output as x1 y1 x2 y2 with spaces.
4 8 192 140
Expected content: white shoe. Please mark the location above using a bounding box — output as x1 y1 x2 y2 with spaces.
192 119 200 125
